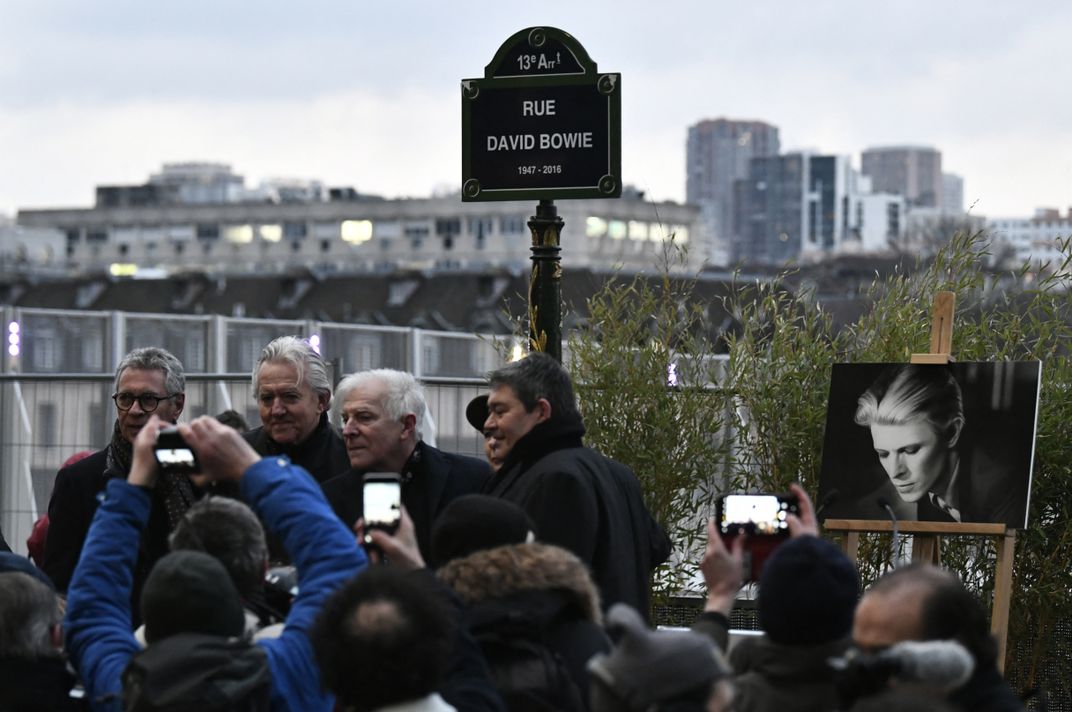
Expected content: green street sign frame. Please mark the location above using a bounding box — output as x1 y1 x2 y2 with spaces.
461 26 622 202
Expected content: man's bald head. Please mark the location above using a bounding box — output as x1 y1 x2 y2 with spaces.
852 564 997 668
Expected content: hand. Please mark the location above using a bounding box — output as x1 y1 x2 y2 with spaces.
787 482 820 538
177 416 260 485
355 507 425 570
127 415 168 488
701 517 744 615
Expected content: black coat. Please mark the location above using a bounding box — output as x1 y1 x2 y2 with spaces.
321 441 491 561
728 634 850 712
483 415 671 617
42 449 174 608
242 413 349 484
0 655 85 711
438 542 611 712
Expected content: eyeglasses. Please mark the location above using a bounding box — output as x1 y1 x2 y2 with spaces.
112 392 179 412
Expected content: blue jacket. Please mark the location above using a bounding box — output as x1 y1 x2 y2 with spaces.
65 456 368 711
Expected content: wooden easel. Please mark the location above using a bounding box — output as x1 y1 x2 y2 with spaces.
824 291 1017 670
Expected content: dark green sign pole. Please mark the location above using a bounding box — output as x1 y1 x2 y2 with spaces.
461 26 621 363
527 199 563 360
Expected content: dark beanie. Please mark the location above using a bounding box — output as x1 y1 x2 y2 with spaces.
758 535 859 645
465 394 489 433
141 550 246 644
430 494 535 567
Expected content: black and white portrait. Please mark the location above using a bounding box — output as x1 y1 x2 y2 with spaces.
818 362 1041 529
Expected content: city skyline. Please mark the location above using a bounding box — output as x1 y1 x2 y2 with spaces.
2 1 1069 219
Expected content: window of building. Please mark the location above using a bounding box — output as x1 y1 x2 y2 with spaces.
468 217 494 235
223 225 254 244
259 224 283 242
436 218 461 236
500 216 526 234
81 331 104 372
196 223 219 240
347 335 381 371
32 327 58 371
284 221 307 240
87 230 108 243
320 239 331 252
37 402 57 446
629 221 648 240
341 220 373 245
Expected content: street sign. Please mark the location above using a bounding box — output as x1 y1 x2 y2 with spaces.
461 27 621 202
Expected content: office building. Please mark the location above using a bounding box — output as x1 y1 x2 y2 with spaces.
686 118 780 265
861 146 943 208
16 165 701 276
942 173 965 214
989 208 1072 267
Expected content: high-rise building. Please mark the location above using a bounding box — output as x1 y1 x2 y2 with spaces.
731 153 907 264
733 153 866 265
860 146 943 208
942 172 964 214
686 118 780 265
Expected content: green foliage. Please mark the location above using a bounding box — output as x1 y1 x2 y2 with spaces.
567 242 729 598
570 230 1071 696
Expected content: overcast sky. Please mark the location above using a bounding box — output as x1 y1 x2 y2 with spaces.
1 1 1069 218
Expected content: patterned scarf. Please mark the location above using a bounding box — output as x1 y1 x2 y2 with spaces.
106 419 196 528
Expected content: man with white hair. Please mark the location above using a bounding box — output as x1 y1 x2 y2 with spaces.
245 335 349 483
321 369 491 559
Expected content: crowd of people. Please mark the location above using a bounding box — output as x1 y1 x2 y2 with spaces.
0 339 1031 711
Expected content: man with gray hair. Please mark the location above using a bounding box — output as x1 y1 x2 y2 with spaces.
322 369 490 559
245 335 349 484
0 563 82 711
44 346 194 600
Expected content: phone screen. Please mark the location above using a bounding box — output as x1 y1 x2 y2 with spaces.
720 494 791 535
364 481 401 529
155 447 196 468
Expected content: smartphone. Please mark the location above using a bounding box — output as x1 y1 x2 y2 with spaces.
716 493 799 537
362 473 402 545
716 493 800 581
154 426 200 474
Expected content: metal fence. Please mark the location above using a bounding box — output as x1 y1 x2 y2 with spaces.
0 305 516 554
0 372 491 555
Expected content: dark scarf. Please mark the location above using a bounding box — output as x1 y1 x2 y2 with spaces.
106 419 196 528
496 410 586 476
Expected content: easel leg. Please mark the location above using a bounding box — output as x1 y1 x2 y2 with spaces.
911 535 942 564
991 530 1016 673
844 532 860 562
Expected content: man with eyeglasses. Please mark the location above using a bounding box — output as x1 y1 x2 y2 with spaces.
43 347 195 609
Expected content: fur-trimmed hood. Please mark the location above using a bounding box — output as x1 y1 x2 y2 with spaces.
437 542 602 625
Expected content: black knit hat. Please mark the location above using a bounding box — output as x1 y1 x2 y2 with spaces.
465 394 489 433
588 603 729 710
141 550 246 644
430 494 535 567
758 535 859 645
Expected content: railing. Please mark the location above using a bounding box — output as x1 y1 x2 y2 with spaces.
0 373 490 556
